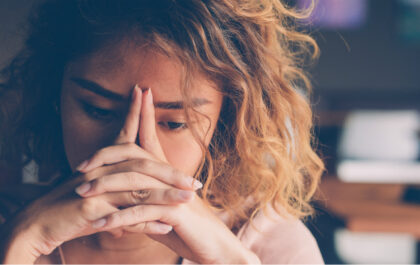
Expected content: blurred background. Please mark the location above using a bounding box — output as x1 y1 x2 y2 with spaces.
1 0 420 263
291 0 420 263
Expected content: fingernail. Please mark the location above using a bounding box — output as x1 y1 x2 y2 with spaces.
132 85 139 102
76 160 89 171
193 179 203 190
185 177 203 190
75 182 91 195
178 190 194 201
146 88 153 104
92 218 107 229
82 162 96 172
155 223 173 234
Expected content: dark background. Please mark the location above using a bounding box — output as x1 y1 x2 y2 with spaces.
1 0 419 106
1 0 419 263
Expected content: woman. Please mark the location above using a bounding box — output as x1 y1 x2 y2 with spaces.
0 0 325 263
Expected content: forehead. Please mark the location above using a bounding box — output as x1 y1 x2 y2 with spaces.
64 41 220 101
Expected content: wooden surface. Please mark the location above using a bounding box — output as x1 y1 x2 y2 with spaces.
316 177 420 238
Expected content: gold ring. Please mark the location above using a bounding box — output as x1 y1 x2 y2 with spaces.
131 189 151 202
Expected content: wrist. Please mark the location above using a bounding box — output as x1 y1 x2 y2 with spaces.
3 225 41 264
238 249 261 264
223 245 261 264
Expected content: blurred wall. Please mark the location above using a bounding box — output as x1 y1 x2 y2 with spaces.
312 0 420 92
0 0 40 69
1 0 419 107
309 0 420 110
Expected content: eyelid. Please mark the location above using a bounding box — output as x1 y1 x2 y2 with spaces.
79 100 121 122
158 121 188 131
78 99 121 112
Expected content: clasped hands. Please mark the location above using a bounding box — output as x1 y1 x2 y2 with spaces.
68 85 260 263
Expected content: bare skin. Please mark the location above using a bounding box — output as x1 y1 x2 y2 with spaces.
3 41 260 264
55 43 223 263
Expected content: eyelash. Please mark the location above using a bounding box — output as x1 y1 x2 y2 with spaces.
158 121 188 131
81 102 188 131
81 102 117 122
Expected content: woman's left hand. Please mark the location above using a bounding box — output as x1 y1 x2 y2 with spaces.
77 87 260 264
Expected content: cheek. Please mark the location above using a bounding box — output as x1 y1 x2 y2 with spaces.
157 115 217 177
159 134 204 177
60 95 119 172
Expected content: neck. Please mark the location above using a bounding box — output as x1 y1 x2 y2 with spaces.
93 231 157 251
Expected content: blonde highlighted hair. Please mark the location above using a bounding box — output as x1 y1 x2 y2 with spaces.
0 0 324 229
170 0 324 228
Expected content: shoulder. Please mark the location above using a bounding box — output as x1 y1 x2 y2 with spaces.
237 204 324 264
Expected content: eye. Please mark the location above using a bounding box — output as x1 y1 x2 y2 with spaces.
80 102 117 122
158 121 188 131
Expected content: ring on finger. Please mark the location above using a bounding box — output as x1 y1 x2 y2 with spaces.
131 189 152 202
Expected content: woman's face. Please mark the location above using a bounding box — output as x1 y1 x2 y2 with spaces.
60 41 223 177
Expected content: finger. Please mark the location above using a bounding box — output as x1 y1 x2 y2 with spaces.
90 204 174 230
76 142 157 172
75 171 173 196
122 221 173 235
75 159 202 195
114 84 142 145
102 188 195 207
75 196 118 221
139 88 167 161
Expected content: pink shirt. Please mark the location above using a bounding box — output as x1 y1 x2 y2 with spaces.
183 204 324 264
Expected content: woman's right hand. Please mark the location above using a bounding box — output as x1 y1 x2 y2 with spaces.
2 85 200 263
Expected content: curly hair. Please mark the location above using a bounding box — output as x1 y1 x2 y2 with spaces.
0 0 324 230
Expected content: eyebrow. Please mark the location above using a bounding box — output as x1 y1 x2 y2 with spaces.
155 98 211 109
70 77 212 109
70 77 126 101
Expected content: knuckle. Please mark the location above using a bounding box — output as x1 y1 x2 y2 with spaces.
130 205 145 218
78 198 98 217
131 222 147 231
170 167 184 180
134 158 153 172
141 159 154 171
140 222 150 231
107 213 122 227
130 159 141 171
124 171 140 187
94 148 107 159
90 149 102 161
165 189 177 202
81 173 91 183
36 229 60 255
93 177 106 192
